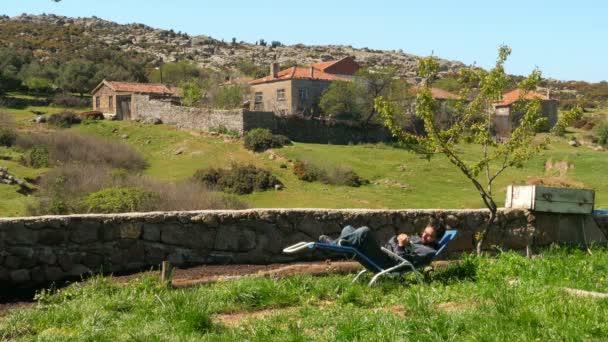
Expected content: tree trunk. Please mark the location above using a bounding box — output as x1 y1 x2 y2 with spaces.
476 206 497 255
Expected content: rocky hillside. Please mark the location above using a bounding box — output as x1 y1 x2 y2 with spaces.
1 14 465 81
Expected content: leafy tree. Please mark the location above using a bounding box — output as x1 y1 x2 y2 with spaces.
58 59 96 96
375 46 582 254
319 81 366 120
181 81 202 107
355 67 397 124
148 61 201 85
214 84 245 109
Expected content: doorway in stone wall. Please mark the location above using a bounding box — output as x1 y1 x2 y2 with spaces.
116 95 132 120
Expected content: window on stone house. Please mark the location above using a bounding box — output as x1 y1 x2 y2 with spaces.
95 96 100 109
109 96 113 109
298 88 309 101
254 92 263 111
276 89 286 101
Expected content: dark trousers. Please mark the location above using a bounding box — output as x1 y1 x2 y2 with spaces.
338 225 397 270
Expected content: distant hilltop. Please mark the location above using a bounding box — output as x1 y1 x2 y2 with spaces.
1 13 466 82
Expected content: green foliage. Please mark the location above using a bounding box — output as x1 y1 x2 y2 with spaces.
47 111 81 128
293 160 366 187
82 186 156 213
193 164 282 194
149 61 202 85
52 93 90 108
319 80 366 120
20 146 50 168
0 127 17 147
243 128 291 152
214 84 245 109
180 81 202 107
209 125 239 136
376 46 549 252
57 59 97 96
236 58 267 78
552 106 583 136
595 121 608 145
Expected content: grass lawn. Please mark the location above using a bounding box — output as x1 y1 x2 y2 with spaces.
1 247 607 340
1 102 607 217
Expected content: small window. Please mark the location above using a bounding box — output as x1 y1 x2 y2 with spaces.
298 88 309 101
254 92 263 103
276 89 285 101
254 92 263 111
108 96 113 109
95 96 100 109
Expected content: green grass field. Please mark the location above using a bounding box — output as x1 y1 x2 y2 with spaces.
1 247 607 340
1 101 607 217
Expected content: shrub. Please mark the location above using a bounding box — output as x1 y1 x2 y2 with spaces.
209 125 239 137
331 166 366 187
193 164 281 195
214 84 244 109
0 128 17 147
20 146 49 168
16 131 147 171
52 93 91 108
243 128 291 152
47 111 81 128
293 160 366 187
293 160 327 182
596 121 608 146
28 164 246 215
0 112 17 147
82 187 156 213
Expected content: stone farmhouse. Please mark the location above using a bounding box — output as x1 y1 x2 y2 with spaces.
493 88 558 139
249 57 360 115
91 80 180 120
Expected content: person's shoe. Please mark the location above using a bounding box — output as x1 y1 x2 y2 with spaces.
318 235 334 244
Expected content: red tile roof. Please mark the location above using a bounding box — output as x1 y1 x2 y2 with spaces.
495 89 549 107
92 80 173 95
250 57 359 85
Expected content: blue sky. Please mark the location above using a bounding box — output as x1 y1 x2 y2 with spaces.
3 0 607 82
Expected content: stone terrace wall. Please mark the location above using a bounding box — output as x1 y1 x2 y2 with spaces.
131 94 246 134
130 95 392 144
0 209 538 287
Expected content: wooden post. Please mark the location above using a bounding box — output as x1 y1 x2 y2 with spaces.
161 261 173 284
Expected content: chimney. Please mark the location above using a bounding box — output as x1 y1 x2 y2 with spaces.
546 88 552 100
310 66 314 78
270 63 279 79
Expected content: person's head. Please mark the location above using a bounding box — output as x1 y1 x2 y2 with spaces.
421 218 445 245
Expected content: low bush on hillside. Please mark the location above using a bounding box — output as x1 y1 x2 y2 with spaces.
293 160 367 187
47 111 82 128
193 164 282 194
0 112 17 147
16 131 147 170
52 93 91 108
28 164 246 215
209 125 239 137
244 128 291 152
596 121 608 146
20 146 50 168
83 187 157 213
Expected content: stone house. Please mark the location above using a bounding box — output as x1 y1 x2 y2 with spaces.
493 89 558 139
91 80 178 120
406 87 462 131
249 57 360 115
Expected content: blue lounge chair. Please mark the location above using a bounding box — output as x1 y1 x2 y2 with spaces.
283 230 458 286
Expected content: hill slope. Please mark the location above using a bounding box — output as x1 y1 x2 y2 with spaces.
0 13 465 81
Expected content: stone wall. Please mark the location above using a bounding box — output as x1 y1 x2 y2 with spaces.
130 95 392 144
0 209 539 287
131 94 247 134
